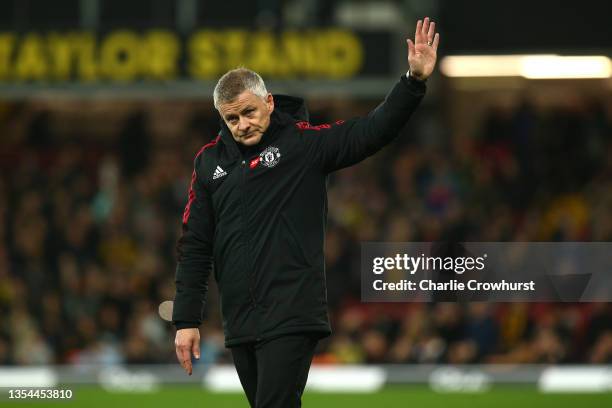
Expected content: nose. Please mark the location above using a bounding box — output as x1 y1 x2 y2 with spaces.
238 116 250 133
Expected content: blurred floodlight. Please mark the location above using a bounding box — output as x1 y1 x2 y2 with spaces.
441 55 612 79
521 56 612 78
440 55 535 77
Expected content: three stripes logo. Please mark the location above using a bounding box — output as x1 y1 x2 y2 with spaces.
213 165 227 180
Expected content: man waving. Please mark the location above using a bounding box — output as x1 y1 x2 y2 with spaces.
173 17 440 408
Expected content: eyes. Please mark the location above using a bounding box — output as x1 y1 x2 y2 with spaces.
226 108 255 125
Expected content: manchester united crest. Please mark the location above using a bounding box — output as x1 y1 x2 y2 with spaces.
259 146 281 168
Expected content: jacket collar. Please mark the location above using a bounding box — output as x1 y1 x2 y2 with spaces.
218 94 309 160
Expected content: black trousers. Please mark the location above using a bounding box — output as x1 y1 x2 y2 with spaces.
230 333 319 408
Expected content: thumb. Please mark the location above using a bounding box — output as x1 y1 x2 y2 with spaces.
407 39 415 59
192 340 201 360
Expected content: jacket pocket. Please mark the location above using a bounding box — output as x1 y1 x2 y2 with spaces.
280 211 312 269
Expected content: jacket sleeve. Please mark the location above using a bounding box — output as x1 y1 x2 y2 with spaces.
172 154 215 329
304 75 426 173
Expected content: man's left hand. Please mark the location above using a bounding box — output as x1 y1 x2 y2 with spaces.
406 17 440 81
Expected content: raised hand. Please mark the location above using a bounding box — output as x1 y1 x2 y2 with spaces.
406 17 440 81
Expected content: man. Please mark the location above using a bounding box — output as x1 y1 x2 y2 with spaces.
172 17 439 407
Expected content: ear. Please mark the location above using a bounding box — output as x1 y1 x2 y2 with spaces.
266 93 274 113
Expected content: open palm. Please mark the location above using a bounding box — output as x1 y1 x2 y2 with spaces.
407 17 440 81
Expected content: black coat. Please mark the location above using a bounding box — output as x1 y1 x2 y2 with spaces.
172 75 426 347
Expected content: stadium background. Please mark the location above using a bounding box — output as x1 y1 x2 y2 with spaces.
0 0 611 406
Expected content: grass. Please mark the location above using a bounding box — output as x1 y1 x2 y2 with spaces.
3 385 611 407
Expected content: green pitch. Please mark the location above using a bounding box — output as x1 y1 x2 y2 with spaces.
6 386 612 407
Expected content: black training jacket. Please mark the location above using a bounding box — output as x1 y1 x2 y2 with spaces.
172 75 426 347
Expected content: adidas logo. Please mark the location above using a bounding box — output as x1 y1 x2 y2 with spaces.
213 165 227 180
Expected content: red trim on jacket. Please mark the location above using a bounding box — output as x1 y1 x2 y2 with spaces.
182 136 220 225
295 120 345 131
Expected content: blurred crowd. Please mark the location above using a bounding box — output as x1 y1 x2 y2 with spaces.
0 91 611 367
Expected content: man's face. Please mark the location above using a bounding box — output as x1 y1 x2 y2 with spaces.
218 91 274 146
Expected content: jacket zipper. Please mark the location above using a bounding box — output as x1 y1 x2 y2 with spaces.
240 159 259 310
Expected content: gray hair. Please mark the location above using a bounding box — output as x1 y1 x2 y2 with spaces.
213 68 268 109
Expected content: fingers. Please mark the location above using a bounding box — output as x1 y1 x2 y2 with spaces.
427 21 436 44
432 32 440 51
184 357 193 376
422 17 430 42
406 39 415 58
176 345 193 375
415 17 437 46
175 332 194 376
192 340 201 361
415 19 423 44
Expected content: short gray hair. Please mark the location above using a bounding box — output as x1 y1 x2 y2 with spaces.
213 68 268 109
